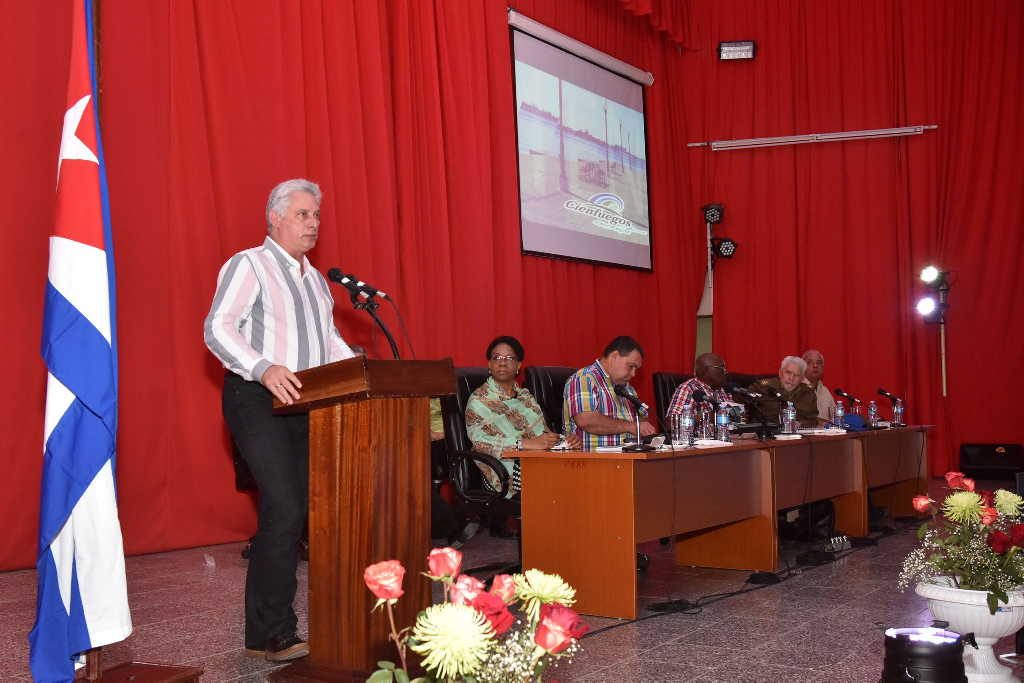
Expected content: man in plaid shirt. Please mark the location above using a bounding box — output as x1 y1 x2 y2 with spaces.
666 353 733 417
562 336 657 450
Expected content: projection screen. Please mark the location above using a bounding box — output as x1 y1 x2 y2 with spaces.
512 26 653 270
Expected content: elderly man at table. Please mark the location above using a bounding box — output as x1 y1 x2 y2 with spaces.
750 355 819 427
562 336 656 451
802 349 836 425
665 352 733 417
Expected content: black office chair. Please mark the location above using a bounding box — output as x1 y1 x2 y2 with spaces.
524 366 578 433
439 367 514 532
728 371 775 389
652 371 692 433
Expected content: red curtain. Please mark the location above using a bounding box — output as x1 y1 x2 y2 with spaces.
4 0 1021 570
644 0 1024 473
1 0 702 570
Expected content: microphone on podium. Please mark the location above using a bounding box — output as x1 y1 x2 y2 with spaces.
327 268 390 300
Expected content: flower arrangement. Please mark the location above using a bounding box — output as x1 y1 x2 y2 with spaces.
363 547 588 682
898 471 1024 613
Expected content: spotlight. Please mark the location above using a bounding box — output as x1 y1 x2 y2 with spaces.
702 203 724 224
916 295 947 323
920 265 947 288
711 237 738 259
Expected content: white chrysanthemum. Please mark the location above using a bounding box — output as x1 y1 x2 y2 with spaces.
995 489 1023 517
514 569 576 623
408 603 494 680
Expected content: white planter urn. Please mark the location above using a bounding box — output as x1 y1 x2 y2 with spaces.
916 580 1024 682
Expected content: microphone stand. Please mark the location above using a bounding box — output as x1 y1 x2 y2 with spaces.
348 291 401 360
746 399 774 441
622 411 655 453
619 392 655 453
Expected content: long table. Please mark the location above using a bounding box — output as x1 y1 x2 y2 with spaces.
509 427 928 619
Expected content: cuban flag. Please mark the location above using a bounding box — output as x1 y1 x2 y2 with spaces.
29 0 132 680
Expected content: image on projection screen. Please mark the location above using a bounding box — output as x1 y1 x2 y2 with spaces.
512 29 652 270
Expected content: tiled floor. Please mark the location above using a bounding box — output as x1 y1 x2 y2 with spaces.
5 482 1023 682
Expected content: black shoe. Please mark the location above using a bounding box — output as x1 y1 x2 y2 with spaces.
264 632 309 662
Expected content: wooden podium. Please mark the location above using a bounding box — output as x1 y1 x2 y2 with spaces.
271 356 455 677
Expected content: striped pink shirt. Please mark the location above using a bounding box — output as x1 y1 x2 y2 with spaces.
204 237 354 381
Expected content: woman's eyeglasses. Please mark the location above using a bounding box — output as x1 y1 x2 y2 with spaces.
489 354 519 363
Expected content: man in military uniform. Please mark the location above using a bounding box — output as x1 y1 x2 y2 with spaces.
750 355 819 428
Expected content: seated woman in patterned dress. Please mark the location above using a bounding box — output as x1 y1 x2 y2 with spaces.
465 335 581 498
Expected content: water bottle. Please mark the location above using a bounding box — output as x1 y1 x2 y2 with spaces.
834 400 846 428
715 404 731 442
783 401 797 434
867 400 879 427
893 398 904 427
681 403 696 445
671 402 695 446
699 403 714 439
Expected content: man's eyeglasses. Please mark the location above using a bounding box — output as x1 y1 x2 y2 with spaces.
489 354 519 363
709 365 727 372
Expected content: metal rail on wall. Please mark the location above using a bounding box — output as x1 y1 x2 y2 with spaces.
688 125 938 151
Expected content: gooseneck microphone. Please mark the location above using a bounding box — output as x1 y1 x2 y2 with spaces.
878 387 902 402
614 385 654 452
726 383 763 400
834 388 862 404
614 384 649 414
327 268 389 300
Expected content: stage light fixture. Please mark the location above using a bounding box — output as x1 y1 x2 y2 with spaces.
920 265 947 288
880 627 966 682
702 203 723 224
916 296 937 317
711 237 738 259
719 41 756 61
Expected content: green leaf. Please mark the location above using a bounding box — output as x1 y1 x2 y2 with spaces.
987 592 999 615
377 661 396 671
410 678 429 683
394 669 410 683
368 670 394 683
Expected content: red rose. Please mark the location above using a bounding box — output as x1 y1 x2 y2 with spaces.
470 591 515 634
981 506 998 526
980 490 995 506
427 547 463 579
945 471 967 489
449 574 485 606
490 574 516 604
912 495 933 513
962 478 976 492
363 560 405 600
1010 524 1024 548
534 603 589 654
988 530 1012 554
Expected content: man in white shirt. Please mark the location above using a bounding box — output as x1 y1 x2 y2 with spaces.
204 178 355 662
802 349 836 424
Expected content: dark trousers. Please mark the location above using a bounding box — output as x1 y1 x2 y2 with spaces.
222 373 309 648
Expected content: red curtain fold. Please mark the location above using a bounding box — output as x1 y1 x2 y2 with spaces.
3 0 1021 570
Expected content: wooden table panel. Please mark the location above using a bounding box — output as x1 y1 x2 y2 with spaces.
520 458 638 619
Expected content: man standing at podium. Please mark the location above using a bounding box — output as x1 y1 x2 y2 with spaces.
204 178 355 662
